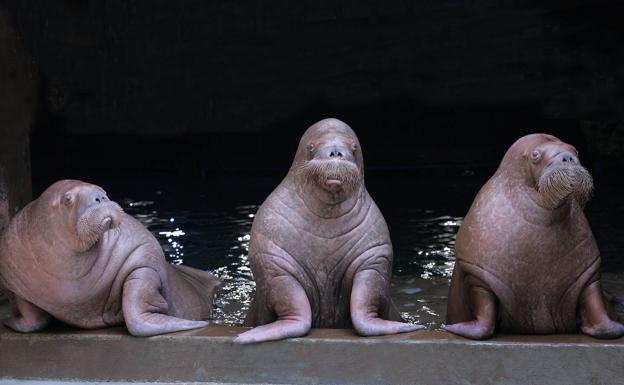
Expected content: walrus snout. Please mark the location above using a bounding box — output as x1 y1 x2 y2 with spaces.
537 163 593 209
328 148 343 159
306 134 356 163
325 178 343 192
316 142 355 163
298 157 361 195
101 202 124 228
86 190 110 206
555 151 578 165
75 201 123 251
78 188 123 226
101 216 113 230
100 204 123 228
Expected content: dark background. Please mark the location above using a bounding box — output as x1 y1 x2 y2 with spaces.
1 0 623 182
1 1 624 274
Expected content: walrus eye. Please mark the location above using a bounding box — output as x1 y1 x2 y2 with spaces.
531 150 541 163
306 142 315 152
351 143 358 152
62 193 74 206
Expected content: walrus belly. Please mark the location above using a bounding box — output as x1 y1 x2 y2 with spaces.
455 260 588 334
498 291 579 334
310 280 352 328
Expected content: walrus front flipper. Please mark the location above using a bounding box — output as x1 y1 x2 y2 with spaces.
442 286 497 340
167 264 221 320
580 281 624 339
122 267 208 336
351 270 425 336
234 276 312 344
3 294 52 333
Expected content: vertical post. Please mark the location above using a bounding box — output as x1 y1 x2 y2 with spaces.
0 10 38 230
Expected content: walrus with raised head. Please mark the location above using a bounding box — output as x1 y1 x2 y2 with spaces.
444 133 624 339
235 118 424 343
0 180 220 336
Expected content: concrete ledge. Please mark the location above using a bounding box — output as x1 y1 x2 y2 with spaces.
2 324 624 385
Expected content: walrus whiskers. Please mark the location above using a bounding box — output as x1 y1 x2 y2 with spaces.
536 165 593 209
296 158 361 194
76 202 124 251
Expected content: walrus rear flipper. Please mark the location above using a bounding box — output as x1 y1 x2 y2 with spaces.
167 264 222 321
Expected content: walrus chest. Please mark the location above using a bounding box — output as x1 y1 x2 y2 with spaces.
456 207 600 333
470 233 598 333
250 187 392 328
258 204 384 280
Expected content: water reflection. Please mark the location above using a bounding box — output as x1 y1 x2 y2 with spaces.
388 211 462 327
121 197 462 327
393 210 462 279
122 198 257 325
411 216 461 279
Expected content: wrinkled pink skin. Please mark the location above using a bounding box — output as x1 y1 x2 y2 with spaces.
444 134 624 339
0 180 220 336
235 118 424 344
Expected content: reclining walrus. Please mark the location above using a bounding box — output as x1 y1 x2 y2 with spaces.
444 134 624 339
0 180 220 336
236 118 424 343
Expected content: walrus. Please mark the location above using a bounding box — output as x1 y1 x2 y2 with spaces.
444 133 624 339
0 180 220 336
235 118 424 343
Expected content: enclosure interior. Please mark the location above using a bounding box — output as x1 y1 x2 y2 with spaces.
2 0 624 326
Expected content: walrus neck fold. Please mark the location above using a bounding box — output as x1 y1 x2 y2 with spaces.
18 202 96 280
500 164 582 226
512 182 572 226
26 200 77 255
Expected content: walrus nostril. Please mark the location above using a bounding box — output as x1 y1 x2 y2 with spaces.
561 152 576 163
329 151 343 158
91 192 111 204
94 195 108 204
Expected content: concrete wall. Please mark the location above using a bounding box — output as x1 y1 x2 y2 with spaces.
2 324 624 385
0 11 37 229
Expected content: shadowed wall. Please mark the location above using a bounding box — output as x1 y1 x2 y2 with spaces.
0 10 37 228
1 1 622 177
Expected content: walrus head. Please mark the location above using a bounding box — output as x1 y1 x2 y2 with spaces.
36 180 124 252
291 118 364 205
502 134 593 210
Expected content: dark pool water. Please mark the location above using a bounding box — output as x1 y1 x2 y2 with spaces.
46 169 624 328
122 199 463 326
